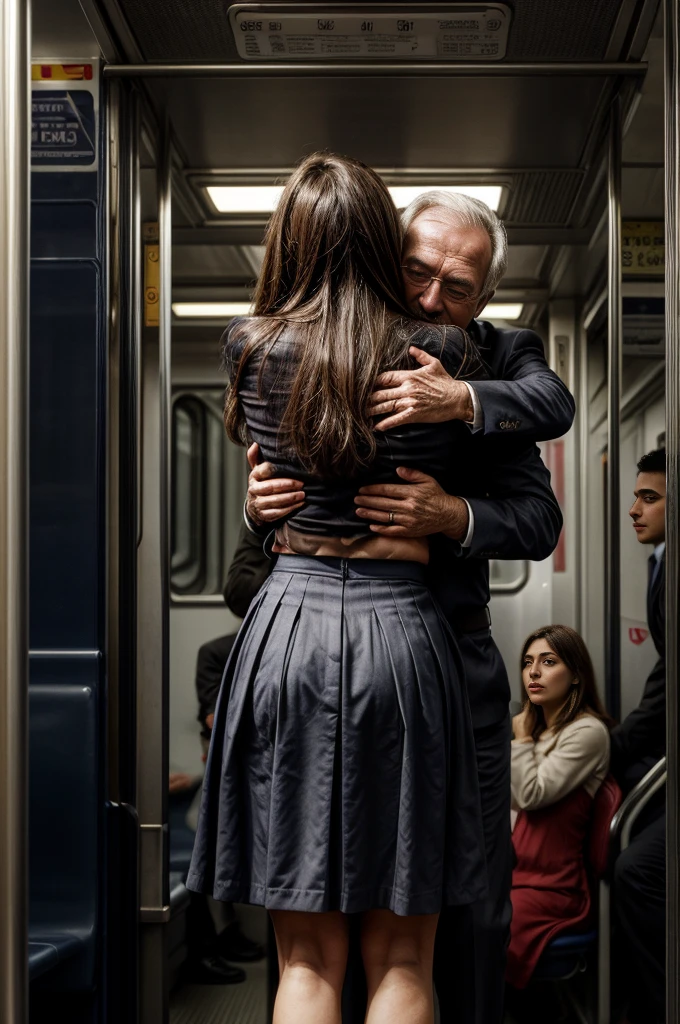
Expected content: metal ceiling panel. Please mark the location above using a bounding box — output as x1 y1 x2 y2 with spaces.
156 74 607 171
504 244 548 279
32 0 103 57
173 244 261 279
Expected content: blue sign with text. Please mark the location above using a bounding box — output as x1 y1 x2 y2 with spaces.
31 90 96 166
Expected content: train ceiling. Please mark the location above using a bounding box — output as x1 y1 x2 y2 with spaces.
34 0 664 312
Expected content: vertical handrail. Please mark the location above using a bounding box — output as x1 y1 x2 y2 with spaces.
605 96 622 722
132 92 143 550
0 0 29 1019
136 119 170 1022
664 1 680 1021
158 125 171 765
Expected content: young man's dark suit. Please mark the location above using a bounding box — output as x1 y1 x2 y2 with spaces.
233 319 574 1024
611 549 666 1024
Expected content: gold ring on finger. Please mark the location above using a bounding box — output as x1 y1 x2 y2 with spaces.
388 510 395 525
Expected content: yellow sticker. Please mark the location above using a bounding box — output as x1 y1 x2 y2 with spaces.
144 223 160 328
622 220 665 276
32 64 94 81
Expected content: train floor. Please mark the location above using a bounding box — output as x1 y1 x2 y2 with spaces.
170 959 268 1024
170 967 592 1024
169 901 592 1024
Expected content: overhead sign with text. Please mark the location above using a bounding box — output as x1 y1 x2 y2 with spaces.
230 4 511 60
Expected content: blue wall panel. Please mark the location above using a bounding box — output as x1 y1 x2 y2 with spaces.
29 260 102 649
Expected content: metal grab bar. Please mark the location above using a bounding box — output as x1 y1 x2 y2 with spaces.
609 756 667 851
598 758 666 1024
101 61 648 79
0 0 30 1020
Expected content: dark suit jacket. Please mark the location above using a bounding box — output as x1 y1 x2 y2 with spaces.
610 552 666 788
468 319 575 441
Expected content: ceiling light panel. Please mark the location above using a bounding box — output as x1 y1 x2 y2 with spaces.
206 184 503 214
478 303 524 321
172 302 252 318
388 184 503 211
206 185 283 213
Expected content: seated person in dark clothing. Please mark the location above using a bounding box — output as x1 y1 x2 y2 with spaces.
196 522 273 735
611 448 666 1024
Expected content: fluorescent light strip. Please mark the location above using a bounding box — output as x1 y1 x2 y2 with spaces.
388 184 502 211
173 300 522 322
478 303 523 321
172 302 252 318
206 183 503 214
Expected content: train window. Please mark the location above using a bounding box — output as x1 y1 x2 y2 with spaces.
489 559 529 593
170 389 247 600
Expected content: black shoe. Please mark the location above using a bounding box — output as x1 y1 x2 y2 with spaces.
216 922 266 962
190 955 246 985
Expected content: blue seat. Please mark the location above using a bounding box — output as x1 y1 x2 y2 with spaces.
533 930 598 980
28 943 59 981
28 935 83 982
29 684 98 990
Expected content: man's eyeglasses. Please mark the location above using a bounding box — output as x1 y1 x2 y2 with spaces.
401 265 477 304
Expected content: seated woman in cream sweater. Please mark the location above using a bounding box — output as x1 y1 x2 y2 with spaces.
507 624 611 990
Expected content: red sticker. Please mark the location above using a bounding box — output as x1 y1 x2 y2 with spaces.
629 627 649 646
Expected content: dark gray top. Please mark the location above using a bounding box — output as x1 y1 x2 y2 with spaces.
223 316 486 537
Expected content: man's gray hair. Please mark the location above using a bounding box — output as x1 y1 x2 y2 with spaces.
401 191 508 298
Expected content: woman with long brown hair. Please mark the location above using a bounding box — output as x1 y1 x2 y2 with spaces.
506 624 612 990
186 152 487 1024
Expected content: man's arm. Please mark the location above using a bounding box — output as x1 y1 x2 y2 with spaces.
354 437 562 562
223 522 273 618
462 436 563 560
367 331 575 442
470 328 575 441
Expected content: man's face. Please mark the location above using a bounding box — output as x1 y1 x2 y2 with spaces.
629 471 666 546
401 210 493 328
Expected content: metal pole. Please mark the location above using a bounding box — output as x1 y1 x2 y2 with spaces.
158 125 171 746
665 0 680 1019
605 96 622 723
101 61 647 79
0 0 29 1019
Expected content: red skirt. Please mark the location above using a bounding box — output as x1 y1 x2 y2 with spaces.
506 786 594 988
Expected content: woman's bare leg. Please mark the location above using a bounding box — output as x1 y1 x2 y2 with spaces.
361 909 439 1024
270 909 349 1024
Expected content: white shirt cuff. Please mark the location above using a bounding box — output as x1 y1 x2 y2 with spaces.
243 501 259 534
463 380 483 432
460 498 475 548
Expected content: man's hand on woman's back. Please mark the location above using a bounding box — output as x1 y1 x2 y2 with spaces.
245 442 305 526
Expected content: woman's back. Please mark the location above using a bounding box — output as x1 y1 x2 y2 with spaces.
225 316 486 540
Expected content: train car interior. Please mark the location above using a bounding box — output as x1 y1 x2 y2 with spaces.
2 0 676 1022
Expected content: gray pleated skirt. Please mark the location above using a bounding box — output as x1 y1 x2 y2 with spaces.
186 555 487 916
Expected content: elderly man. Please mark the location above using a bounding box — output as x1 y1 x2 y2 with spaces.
242 191 574 1024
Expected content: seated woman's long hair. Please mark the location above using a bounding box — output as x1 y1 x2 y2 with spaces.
224 151 473 477
519 625 613 742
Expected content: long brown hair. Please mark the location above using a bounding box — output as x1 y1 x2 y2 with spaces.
520 625 612 742
223 151 472 476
